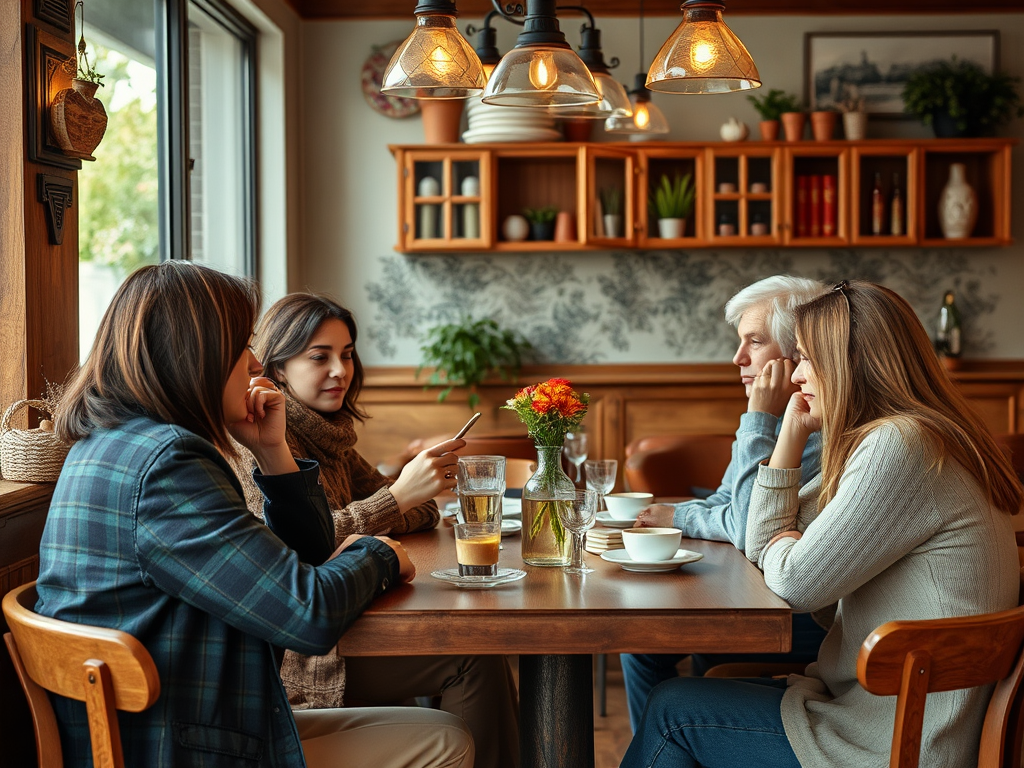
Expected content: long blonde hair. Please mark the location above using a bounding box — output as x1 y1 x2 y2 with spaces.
797 281 1022 514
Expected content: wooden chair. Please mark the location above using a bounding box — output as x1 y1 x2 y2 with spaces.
624 434 734 497
3 581 161 768
857 603 1024 768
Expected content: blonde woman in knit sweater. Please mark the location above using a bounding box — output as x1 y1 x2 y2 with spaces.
232 293 519 768
623 281 1022 768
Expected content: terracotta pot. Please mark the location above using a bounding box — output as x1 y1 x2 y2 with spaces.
50 78 108 161
421 99 464 144
758 120 780 141
780 112 806 142
554 211 577 242
810 111 837 141
561 119 594 142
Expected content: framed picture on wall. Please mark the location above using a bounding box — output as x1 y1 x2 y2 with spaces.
804 30 999 117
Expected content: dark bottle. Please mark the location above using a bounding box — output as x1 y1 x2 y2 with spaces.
871 172 884 235
935 290 962 358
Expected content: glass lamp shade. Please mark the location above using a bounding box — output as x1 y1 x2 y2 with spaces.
645 3 761 94
382 14 486 99
546 72 633 119
482 44 601 108
605 86 669 134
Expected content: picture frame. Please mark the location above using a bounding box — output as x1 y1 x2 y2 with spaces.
804 31 999 118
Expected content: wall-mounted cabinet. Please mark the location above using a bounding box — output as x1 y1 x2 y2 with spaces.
390 139 1014 254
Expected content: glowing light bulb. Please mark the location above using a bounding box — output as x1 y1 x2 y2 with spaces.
529 51 556 90
689 28 719 73
634 102 651 129
429 45 455 76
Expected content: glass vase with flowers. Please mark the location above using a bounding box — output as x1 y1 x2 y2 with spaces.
503 378 590 566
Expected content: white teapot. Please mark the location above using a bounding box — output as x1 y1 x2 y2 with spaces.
720 117 749 142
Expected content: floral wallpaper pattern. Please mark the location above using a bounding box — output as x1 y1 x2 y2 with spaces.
364 248 998 364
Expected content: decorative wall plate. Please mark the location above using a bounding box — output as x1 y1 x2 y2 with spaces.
361 40 420 119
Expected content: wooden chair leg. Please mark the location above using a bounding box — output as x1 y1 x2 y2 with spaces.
595 653 607 717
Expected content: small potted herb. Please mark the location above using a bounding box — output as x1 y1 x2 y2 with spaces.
417 317 532 409
599 187 623 238
902 58 1023 138
649 173 695 239
838 86 867 140
747 89 802 141
523 206 558 241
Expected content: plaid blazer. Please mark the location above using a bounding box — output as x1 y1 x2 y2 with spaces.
35 417 399 767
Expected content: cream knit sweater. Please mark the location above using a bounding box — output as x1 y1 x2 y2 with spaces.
747 421 1017 768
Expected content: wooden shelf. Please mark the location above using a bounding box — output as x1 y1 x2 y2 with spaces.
390 139 1016 253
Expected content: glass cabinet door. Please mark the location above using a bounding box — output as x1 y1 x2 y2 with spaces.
403 151 490 251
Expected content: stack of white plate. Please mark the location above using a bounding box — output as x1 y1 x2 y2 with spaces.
462 98 561 144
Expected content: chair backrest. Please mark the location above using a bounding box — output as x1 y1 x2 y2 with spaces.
623 434 734 497
3 582 161 768
856 602 1024 768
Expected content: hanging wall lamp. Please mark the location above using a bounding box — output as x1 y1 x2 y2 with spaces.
481 0 601 108
382 0 487 99
551 8 632 119
646 0 761 94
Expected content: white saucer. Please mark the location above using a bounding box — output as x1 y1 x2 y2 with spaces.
502 498 522 519
501 519 522 537
430 568 527 588
600 549 704 573
595 512 637 529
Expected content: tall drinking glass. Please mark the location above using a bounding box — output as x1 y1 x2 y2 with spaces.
558 489 598 574
456 455 506 524
563 431 589 484
584 459 617 512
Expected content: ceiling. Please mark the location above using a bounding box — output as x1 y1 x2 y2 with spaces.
289 0 1024 19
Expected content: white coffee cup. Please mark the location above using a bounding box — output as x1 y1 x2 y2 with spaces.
603 492 654 520
621 527 682 561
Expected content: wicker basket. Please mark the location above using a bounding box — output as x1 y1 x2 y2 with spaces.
0 400 72 483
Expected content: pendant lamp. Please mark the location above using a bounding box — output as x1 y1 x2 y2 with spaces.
382 0 487 99
646 0 761 94
482 0 600 108
551 22 632 119
467 11 509 82
605 73 669 134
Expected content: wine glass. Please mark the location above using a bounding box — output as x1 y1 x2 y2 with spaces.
584 459 617 512
558 489 598 574
563 431 589 484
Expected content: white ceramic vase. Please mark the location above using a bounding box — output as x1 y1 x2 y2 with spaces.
603 214 622 238
842 111 867 141
938 163 977 239
502 214 529 242
657 218 686 239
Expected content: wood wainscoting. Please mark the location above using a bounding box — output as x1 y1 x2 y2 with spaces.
355 362 1024 486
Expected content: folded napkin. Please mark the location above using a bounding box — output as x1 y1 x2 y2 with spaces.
585 527 624 554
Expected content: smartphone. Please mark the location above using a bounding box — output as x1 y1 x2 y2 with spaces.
453 412 481 440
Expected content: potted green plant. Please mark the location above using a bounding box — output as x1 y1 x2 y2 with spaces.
747 88 802 141
838 86 867 140
523 206 558 241
50 34 108 161
649 173 695 239
417 316 532 409
599 187 623 238
902 58 1024 138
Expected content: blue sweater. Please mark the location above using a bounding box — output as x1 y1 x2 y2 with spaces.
36 417 399 767
672 411 821 549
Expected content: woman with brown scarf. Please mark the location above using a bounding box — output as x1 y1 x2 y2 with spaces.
231 293 519 768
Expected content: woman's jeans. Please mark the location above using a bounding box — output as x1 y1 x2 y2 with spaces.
620 677 801 768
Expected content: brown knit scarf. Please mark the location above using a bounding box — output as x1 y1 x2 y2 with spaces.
282 395 361 510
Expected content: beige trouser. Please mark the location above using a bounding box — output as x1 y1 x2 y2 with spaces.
295 706 473 768
344 654 521 768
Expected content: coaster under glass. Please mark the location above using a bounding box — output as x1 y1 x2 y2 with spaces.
430 568 527 589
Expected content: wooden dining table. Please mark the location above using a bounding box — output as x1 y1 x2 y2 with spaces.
337 525 792 768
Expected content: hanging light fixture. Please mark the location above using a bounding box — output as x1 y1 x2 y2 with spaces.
550 10 632 119
646 0 761 94
382 0 487 99
467 10 518 82
481 0 601 108
605 0 669 135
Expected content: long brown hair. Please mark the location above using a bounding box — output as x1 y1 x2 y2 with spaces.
254 293 368 421
56 261 260 454
797 280 1022 515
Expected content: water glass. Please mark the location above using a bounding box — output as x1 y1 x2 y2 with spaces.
558 489 598 574
456 455 506 524
584 459 617 512
563 431 589 484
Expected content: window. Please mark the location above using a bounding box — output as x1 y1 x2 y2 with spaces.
78 0 257 358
